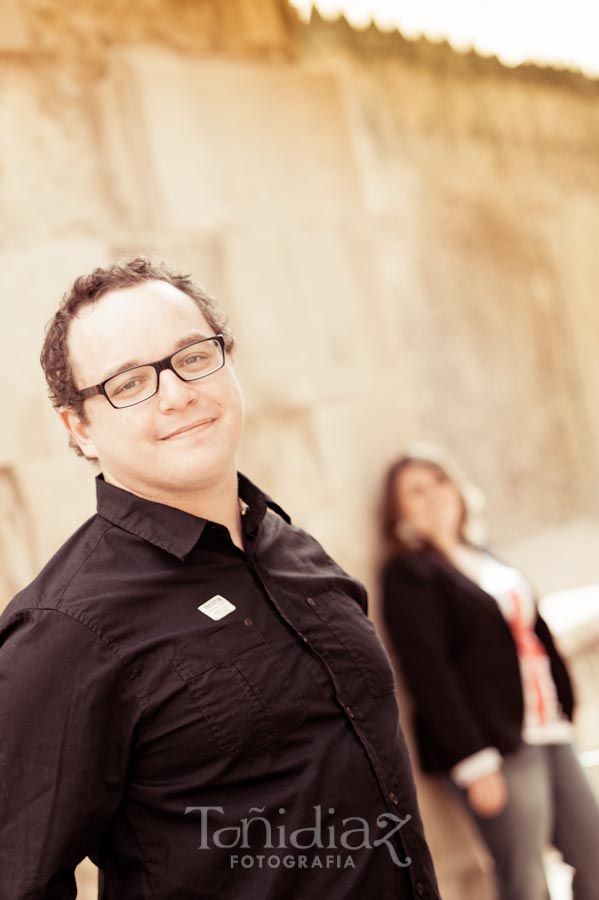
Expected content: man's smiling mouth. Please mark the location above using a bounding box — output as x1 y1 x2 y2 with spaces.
160 418 216 440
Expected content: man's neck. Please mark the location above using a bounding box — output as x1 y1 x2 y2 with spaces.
186 480 245 551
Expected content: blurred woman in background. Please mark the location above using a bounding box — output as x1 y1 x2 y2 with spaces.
380 447 599 900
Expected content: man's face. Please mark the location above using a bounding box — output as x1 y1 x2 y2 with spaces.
62 280 244 504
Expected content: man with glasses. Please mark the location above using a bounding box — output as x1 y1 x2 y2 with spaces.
0 258 440 899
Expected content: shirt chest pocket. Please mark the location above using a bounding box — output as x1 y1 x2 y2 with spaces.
307 590 396 699
170 620 306 756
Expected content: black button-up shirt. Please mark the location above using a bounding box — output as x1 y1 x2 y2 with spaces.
0 474 440 899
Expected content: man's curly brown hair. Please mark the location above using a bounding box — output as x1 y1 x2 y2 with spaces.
40 256 235 457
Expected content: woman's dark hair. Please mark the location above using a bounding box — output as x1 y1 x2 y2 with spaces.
380 448 479 560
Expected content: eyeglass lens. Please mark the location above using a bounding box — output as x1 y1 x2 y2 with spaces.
105 338 223 408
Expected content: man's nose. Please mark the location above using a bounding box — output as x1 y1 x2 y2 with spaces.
156 368 197 411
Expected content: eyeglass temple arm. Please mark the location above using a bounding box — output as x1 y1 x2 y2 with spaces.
78 385 103 399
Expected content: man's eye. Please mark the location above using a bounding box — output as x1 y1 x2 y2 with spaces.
182 353 208 366
114 379 140 395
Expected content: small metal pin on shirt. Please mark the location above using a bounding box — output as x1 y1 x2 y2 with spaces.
197 595 236 621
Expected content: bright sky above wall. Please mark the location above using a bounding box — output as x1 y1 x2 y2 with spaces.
289 0 599 77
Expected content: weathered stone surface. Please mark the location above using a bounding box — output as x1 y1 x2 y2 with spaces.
541 195 599 507
22 0 292 65
0 0 30 51
0 70 110 245
223 226 383 415
502 518 599 596
24 0 218 61
104 50 363 229
406 769 496 900
0 240 109 465
219 0 291 52
239 408 329 523
0 454 96 613
110 231 228 303
0 467 37 612
94 66 163 231
19 455 95 567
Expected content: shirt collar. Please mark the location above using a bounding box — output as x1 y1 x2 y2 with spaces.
95 472 290 561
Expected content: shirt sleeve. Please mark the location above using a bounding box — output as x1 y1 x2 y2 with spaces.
0 607 139 899
449 746 503 787
382 558 491 770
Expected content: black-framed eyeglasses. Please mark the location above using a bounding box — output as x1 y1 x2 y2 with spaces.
77 335 226 409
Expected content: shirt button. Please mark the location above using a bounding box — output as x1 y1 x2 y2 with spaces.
415 883 424 897
243 617 253 627
345 706 354 719
389 792 399 805
306 597 315 607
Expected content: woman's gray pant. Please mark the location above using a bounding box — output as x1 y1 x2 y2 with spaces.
447 742 599 900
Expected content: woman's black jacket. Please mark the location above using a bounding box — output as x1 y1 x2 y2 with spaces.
381 550 574 775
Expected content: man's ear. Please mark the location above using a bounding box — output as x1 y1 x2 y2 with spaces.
59 407 99 460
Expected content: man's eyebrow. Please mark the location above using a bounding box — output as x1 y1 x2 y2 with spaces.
99 332 213 382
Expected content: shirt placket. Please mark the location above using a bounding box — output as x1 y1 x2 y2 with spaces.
242 550 423 891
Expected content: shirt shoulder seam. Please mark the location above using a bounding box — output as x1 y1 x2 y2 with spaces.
54 518 116 601
8 604 149 713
